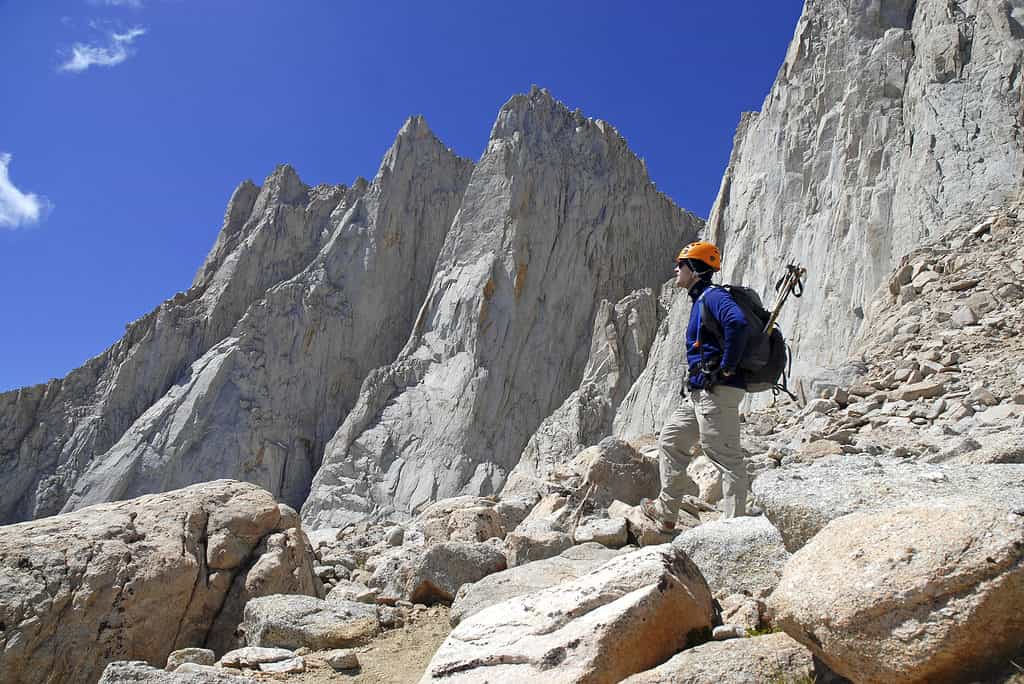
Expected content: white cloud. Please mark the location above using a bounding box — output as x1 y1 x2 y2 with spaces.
58 26 147 73
0 154 52 230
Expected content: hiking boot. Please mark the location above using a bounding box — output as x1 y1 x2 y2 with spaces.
639 498 676 532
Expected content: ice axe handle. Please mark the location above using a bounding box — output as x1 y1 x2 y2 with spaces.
764 264 806 334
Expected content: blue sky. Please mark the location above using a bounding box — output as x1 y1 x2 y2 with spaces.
0 1 804 392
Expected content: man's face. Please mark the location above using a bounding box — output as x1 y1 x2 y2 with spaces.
675 260 699 289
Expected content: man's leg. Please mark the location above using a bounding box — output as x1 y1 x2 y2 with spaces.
653 398 700 521
693 386 748 518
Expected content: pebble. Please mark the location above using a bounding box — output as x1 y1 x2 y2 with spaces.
326 649 360 671
386 526 405 547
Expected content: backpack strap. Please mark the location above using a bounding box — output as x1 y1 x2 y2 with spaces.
696 286 724 348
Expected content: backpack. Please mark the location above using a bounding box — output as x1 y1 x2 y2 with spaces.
699 285 792 396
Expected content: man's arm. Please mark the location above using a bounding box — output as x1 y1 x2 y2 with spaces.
707 289 749 373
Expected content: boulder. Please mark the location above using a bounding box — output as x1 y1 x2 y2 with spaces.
173 664 242 678
493 496 538 535
672 516 790 598
165 649 215 671
687 454 723 504
420 544 715 683
406 542 507 605
449 543 623 625
367 545 424 604
207 526 321 653
890 378 947 402
951 305 980 327
793 439 844 462
504 520 574 567
99 661 256 683
751 454 1024 551
445 507 505 543
619 632 815 684
0 481 314 684
718 594 765 632
450 540 622 626
573 517 628 548
926 430 1024 466
238 595 379 650
520 493 574 529
573 438 660 508
406 496 500 545
975 403 1024 425
258 657 304 674
769 502 1024 683
939 431 1024 465
219 646 294 668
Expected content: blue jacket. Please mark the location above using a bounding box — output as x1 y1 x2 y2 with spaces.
686 280 750 390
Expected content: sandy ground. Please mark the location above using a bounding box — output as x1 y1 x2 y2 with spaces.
250 605 452 684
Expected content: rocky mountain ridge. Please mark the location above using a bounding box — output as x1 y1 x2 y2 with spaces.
0 88 701 528
61 116 474 515
0 166 347 522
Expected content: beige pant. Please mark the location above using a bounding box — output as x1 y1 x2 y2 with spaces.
655 385 748 519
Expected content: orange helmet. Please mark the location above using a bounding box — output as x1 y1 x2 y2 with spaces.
676 241 721 272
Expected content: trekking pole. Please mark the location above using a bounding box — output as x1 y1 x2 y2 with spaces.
765 263 806 334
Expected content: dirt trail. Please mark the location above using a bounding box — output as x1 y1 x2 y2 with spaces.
252 606 451 684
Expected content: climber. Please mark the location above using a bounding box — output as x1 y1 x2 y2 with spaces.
640 240 752 530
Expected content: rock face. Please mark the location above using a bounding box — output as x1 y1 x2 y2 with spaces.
705 0 1024 381
0 480 316 684
0 168 344 523
613 283 688 437
504 288 661 495
61 118 472 515
420 544 715 684
303 88 700 528
752 454 1024 551
769 502 1024 683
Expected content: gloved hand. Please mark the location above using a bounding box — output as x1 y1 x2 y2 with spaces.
687 368 720 391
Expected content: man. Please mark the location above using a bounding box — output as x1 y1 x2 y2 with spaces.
641 240 751 530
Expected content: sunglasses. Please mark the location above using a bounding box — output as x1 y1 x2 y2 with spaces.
674 260 691 271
